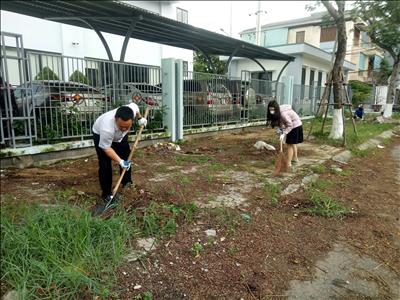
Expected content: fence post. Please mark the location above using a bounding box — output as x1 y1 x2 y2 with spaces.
175 59 183 141
161 58 176 141
282 75 294 106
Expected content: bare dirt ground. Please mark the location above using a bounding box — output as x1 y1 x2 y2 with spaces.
1 126 399 299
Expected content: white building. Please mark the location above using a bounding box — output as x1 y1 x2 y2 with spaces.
1 1 194 85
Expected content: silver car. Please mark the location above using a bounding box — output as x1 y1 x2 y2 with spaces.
14 80 109 117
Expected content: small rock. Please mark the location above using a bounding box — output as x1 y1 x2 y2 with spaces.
2 290 19 300
235 262 241 267
169 262 174 265
31 182 39 185
281 184 301 196
377 144 385 149
220 237 226 242
77 191 85 196
205 229 217 237
137 237 156 252
133 284 142 290
124 250 146 262
122 271 127 276
84 159 88 162
301 174 319 186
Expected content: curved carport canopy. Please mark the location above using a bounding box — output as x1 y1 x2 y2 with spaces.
2 0 294 80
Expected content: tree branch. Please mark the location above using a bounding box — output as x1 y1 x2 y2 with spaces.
322 1 340 21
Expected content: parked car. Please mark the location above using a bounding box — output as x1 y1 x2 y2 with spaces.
100 82 162 108
226 80 257 106
14 80 109 116
183 80 233 116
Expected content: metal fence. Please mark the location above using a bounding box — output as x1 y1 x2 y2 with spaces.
183 71 241 128
1 38 164 148
292 84 324 117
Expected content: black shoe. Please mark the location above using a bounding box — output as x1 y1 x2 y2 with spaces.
122 181 135 189
103 195 118 210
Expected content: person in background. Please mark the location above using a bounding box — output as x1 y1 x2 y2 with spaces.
266 100 303 170
354 104 364 120
92 103 147 207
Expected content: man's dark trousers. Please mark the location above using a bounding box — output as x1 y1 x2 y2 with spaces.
93 133 132 198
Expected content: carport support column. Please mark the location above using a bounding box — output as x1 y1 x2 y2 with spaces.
282 76 294 105
161 58 183 142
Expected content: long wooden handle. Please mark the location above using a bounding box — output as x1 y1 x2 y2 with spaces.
112 107 150 197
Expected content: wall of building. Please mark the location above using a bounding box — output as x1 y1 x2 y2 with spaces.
262 28 289 47
228 58 290 81
1 1 193 71
288 25 320 47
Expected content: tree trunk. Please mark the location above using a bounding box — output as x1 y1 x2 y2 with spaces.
329 13 347 139
329 108 344 139
384 57 400 118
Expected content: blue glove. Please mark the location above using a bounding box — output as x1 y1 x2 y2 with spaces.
119 160 132 170
276 128 284 136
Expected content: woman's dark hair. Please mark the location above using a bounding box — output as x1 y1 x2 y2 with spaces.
115 106 134 121
266 100 282 128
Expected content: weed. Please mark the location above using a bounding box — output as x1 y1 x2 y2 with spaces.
306 190 350 218
191 242 204 257
134 291 153 300
138 202 198 237
177 175 191 185
207 236 215 246
175 154 213 165
208 162 227 172
207 174 214 183
263 182 280 205
228 246 239 256
311 164 327 174
156 164 168 173
351 148 370 157
309 179 332 191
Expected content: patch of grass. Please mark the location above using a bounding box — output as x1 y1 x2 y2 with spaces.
175 154 214 165
156 164 168 173
311 164 327 174
138 202 198 238
309 179 333 191
205 207 242 234
177 175 191 185
134 291 153 300
227 246 239 256
262 182 280 205
1 205 134 299
306 117 395 149
306 190 350 218
208 162 227 172
350 148 370 157
55 188 97 206
135 149 145 158
392 112 400 120
207 174 214 183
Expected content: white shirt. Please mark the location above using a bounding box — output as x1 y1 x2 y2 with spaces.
92 103 140 149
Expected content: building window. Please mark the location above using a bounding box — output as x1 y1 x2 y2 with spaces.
353 28 360 46
176 7 188 24
320 26 337 42
296 31 305 43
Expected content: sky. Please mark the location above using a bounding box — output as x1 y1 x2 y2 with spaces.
181 1 353 39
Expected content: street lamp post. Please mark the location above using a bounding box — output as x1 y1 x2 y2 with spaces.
249 0 267 46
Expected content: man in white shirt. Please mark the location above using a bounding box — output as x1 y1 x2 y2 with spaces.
92 102 147 204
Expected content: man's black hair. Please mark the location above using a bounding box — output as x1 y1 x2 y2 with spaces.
115 106 133 121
